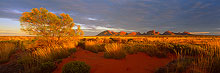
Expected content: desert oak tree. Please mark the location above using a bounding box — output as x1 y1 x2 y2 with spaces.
20 8 83 37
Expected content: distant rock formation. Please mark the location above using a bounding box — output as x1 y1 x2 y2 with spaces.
96 30 191 36
182 31 191 35
146 30 160 35
174 31 191 35
163 31 175 35
136 32 142 35
119 31 127 36
128 32 137 35
97 30 116 36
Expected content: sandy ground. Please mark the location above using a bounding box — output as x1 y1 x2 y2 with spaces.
53 48 172 73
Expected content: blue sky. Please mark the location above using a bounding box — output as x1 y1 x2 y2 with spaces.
0 0 220 36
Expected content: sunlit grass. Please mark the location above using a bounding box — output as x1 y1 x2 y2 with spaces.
104 43 126 59
1 36 220 72
17 38 78 73
85 40 105 53
0 41 17 63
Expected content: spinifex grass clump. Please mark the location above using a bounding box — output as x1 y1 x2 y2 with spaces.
123 41 144 54
156 39 220 73
0 41 17 63
62 61 90 73
104 43 126 59
18 43 77 73
189 43 220 73
32 47 76 61
171 43 205 56
85 40 105 53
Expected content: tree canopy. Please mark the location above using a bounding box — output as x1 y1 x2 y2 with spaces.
20 8 83 37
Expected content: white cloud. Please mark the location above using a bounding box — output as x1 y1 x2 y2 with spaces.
87 18 97 21
2 9 23 14
216 28 220 30
73 23 92 29
73 23 135 32
93 26 134 32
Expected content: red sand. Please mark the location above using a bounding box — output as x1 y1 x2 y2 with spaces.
53 48 172 73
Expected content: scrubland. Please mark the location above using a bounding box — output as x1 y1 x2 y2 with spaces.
0 35 220 73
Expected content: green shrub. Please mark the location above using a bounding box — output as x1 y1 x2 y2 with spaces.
62 61 90 73
40 61 56 73
68 48 77 53
56 59 63 64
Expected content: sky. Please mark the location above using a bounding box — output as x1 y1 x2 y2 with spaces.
0 0 220 36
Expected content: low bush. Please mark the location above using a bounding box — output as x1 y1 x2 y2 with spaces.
155 58 194 73
68 48 77 53
104 43 126 59
62 61 90 73
56 59 63 64
40 61 56 73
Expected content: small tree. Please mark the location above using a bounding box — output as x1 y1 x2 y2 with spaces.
20 8 82 36
20 8 82 48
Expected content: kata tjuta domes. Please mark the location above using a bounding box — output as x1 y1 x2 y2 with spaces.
96 30 191 36
162 31 175 35
145 30 160 35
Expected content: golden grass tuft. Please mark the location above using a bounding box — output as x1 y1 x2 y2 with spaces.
0 42 17 63
85 40 105 53
104 43 126 59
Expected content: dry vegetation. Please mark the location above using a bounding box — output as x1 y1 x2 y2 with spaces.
1 36 220 73
0 41 17 63
81 36 220 73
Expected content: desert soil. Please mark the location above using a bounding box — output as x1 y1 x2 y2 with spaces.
53 48 172 73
